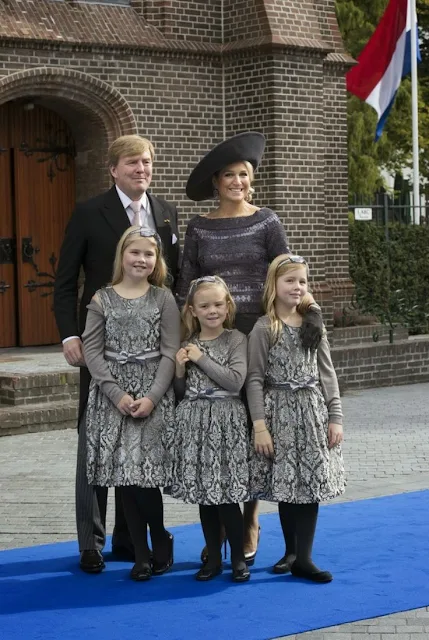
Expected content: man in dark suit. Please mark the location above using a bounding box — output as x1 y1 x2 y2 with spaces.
54 135 180 573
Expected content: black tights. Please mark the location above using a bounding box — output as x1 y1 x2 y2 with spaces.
199 503 245 569
278 502 320 570
121 486 168 565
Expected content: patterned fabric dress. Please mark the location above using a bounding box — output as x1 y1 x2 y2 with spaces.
85 287 175 488
170 330 250 505
249 324 345 503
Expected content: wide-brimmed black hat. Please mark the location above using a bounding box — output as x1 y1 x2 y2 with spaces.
186 132 266 201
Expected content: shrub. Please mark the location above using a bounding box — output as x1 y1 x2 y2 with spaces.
349 222 429 335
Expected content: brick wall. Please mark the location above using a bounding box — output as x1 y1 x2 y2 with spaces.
332 337 429 391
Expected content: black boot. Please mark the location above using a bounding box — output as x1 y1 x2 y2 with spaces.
290 503 332 583
274 502 297 574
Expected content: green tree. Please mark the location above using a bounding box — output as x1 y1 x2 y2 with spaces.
336 0 429 198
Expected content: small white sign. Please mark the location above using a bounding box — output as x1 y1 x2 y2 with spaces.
354 207 373 221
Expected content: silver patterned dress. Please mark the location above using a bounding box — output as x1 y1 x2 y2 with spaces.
170 329 250 505
248 320 345 503
84 286 177 488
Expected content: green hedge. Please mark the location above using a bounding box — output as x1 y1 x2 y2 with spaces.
349 221 429 335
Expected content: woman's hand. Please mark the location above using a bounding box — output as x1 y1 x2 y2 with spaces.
130 397 155 419
328 422 343 448
116 393 134 415
254 421 274 459
175 348 189 376
186 343 203 363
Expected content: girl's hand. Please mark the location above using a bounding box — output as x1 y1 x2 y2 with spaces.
186 343 203 363
254 423 274 459
130 397 155 418
175 348 189 375
328 422 343 448
116 393 134 415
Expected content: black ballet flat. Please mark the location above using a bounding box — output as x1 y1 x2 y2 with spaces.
290 562 333 583
195 564 223 581
130 562 152 582
152 532 174 576
272 553 296 574
232 563 250 583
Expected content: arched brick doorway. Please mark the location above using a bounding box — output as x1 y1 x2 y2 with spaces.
0 68 137 347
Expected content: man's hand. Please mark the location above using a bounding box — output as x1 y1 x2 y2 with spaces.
63 338 85 367
300 307 323 351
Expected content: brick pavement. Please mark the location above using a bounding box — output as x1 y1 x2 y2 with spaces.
0 383 428 639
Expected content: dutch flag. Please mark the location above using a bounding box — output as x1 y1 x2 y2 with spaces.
346 0 421 141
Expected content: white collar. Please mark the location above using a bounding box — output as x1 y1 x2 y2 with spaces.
115 185 150 211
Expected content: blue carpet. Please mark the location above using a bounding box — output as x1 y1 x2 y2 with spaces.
1 491 428 640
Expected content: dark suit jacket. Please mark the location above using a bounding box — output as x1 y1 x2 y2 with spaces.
53 186 180 417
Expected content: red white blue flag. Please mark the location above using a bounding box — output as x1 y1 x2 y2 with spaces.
346 0 421 140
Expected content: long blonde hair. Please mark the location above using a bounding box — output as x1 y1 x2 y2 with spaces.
111 226 168 288
181 275 236 339
263 254 313 343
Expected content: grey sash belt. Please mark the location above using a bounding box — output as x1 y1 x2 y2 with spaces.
267 376 318 391
185 387 240 401
105 348 161 365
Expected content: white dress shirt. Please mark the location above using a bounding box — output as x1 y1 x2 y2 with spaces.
115 185 156 232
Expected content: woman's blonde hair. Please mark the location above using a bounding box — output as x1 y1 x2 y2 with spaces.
111 226 168 288
181 275 236 339
214 160 255 202
263 254 313 343
108 134 155 167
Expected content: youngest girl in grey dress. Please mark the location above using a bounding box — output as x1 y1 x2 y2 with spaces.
170 275 251 583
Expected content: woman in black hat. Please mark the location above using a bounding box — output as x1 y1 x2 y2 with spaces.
175 132 323 567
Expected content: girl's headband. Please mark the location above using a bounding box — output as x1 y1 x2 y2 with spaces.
188 275 221 298
128 226 162 248
276 255 307 270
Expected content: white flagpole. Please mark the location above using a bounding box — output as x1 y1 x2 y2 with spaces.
410 0 420 224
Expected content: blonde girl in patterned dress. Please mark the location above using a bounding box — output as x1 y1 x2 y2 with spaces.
247 255 345 583
171 276 251 583
82 226 180 581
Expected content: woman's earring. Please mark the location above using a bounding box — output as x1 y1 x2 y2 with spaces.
213 188 219 199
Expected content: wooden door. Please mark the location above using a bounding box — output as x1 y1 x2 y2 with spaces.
1 103 76 347
0 108 17 347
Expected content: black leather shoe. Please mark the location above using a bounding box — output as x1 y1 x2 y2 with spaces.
232 562 250 583
111 544 135 562
195 564 223 581
152 532 174 576
273 553 296 574
291 562 333 583
80 550 105 574
130 562 152 582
